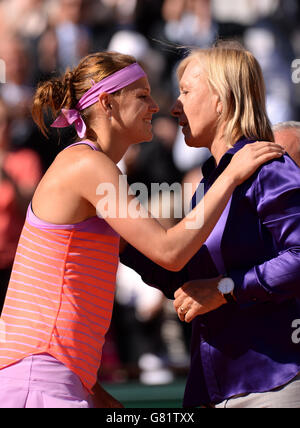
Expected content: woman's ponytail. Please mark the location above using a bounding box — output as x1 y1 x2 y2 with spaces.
32 69 75 137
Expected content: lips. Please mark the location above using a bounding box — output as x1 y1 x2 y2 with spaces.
180 122 189 132
143 116 153 124
179 118 188 127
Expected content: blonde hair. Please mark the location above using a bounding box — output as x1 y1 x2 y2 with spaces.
177 41 274 146
32 51 136 138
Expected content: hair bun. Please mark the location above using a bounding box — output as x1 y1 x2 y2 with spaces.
62 70 73 90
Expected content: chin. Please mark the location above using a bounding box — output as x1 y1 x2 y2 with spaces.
185 135 209 149
185 139 195 147
184 136 199 148
133 133 153 144
143 131 154 142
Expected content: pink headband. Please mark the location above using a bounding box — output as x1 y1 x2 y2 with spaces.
51 63 146 138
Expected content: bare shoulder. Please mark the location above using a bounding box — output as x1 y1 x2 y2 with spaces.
51 144 120 181
67 145 125 213
32 144 123 223
75 147 123 185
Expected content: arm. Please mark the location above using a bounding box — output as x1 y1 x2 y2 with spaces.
92 382 123 408
230 155 300 305
78 142 284 271
120 244 188 299
173 156 300 322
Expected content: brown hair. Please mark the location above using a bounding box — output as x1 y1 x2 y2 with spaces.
177 41 274 146
32 51 136 137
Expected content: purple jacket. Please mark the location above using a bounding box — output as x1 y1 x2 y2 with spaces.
120 139 300 406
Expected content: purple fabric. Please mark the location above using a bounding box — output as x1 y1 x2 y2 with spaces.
120 138 300 407
204 196 232 275
75 63 146 110
0 353 93 408
26 203 119 237
51 108 87 139
62 140 100 151
51 63 146 138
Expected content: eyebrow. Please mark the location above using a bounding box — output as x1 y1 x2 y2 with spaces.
179 83 189 91
136 86 151 93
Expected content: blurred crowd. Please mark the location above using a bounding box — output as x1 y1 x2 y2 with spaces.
0 0 300 385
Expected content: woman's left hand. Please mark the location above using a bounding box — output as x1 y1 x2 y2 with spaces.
174 276 225 323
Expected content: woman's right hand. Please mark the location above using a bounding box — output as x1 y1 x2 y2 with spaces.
224 141 285 185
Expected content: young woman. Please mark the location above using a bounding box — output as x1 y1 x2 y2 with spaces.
0 51 284 408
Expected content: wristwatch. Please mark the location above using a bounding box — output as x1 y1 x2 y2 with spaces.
217 277 236 304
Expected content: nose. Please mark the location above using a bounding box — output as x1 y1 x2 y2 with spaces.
171 99 182 118
149 97 159 113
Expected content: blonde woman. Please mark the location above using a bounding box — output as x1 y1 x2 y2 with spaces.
121 42 300 408
0 51 282 408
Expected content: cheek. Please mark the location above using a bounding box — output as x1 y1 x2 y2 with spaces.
118 109 137 129
122 103 144 122
187 91 207 116
187 101 208 130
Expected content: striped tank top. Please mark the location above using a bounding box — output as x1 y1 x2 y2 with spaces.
0 142 120 392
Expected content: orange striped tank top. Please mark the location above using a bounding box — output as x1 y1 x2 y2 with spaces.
0 142 120 392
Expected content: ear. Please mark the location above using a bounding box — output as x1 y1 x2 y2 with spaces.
216 99 223 116
98 92 113 114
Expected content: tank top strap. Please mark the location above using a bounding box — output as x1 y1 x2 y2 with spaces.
63 140 100 151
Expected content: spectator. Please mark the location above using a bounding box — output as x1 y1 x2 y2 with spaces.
0 0 48 40
107 29 166 95
100 0 137 28
244 25 295 124
273 121 300 167
47 0 93 71
0 34 35 148
162 0 217 48
0 98 42 312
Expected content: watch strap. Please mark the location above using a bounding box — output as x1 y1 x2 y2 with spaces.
223 292 236 304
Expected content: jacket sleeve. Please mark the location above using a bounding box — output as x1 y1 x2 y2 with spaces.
120 245 189 300
230 156 300 304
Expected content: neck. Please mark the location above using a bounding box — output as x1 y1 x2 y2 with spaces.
210 138 229 165
90 131 130 164
208 125 231 165
100 140 129 164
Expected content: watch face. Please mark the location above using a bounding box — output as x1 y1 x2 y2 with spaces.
218 277 235 294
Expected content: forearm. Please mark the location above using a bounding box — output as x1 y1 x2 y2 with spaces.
120 244 189 299
230 248 300 305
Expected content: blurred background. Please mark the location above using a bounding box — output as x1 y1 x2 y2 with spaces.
0 0 300 407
